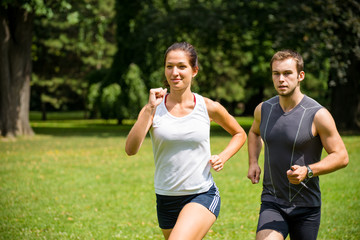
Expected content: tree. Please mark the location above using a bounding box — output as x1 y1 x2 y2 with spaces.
110 0 278 115
0 2 35 137
1 0 116 136
103 0 148 123
31 0 116 120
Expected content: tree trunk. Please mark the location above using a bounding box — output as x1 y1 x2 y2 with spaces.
41 101 47 121
0 6 34 138
330 53 360 131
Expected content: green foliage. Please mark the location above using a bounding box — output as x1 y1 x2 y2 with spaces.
267 0 360 129
86 64 147 122
0 118 359 239
109 0 283 115
100 83 121 120
87 83 101 117
107 0 358 121
31 73 88 111
30 0 116 113
120 64 148 120
9 0 358 129
2 0 53 17
270 0 359 100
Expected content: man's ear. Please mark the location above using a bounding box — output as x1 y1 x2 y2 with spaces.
298 71 305 82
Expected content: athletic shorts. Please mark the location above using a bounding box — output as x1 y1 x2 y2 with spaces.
156 184 221 229
257 201 321 240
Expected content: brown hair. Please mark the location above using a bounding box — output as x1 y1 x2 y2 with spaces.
164 42 199 70
270 49 304 74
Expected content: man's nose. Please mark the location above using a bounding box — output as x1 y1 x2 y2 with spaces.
279 74 285 81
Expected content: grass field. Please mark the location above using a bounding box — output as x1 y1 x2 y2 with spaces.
0 113 359 239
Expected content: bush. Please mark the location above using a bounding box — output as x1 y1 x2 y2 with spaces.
100 83 121 120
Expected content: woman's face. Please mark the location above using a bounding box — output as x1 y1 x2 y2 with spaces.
165 50 198 91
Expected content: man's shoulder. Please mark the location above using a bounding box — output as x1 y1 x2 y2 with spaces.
264 96 279 105
301 95 323 109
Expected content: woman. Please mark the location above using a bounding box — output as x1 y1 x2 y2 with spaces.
125 42 246 240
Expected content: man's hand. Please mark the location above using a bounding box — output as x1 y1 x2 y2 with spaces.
247 164 261 184
287 165 307 184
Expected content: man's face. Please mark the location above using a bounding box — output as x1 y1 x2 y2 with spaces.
271 58 304 97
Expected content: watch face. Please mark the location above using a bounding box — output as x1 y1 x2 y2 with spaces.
307 166 313 178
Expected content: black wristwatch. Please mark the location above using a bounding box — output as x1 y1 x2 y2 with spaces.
306 165 314 179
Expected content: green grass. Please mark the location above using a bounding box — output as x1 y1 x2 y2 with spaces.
0 115 359 239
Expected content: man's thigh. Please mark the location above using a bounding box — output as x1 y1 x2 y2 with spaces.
288 206 321 240
256 201 321 240
257 202 289 239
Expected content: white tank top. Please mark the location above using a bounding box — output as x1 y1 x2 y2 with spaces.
150 93 214 196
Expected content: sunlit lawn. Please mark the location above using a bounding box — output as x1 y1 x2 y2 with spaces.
0 113 359 239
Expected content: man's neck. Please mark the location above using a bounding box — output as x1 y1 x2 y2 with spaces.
279 92 304 113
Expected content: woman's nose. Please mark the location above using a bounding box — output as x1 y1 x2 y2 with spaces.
172 67 179 75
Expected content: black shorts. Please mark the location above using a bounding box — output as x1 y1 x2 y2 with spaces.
257 201 321 240
156 184 221 229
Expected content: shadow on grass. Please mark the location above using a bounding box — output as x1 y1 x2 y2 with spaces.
29 112 358 137
32 124 133 137
31 122 252 138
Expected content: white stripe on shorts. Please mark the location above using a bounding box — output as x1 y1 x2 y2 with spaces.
209 184 220 213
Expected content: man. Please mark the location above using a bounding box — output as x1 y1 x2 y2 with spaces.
247 50 349 240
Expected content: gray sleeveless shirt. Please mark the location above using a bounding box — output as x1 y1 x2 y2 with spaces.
260 95 323 207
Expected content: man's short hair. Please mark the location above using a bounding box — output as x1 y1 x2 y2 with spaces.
270 50 304 74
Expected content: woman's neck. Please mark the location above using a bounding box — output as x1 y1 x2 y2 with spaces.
168 88 193 103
